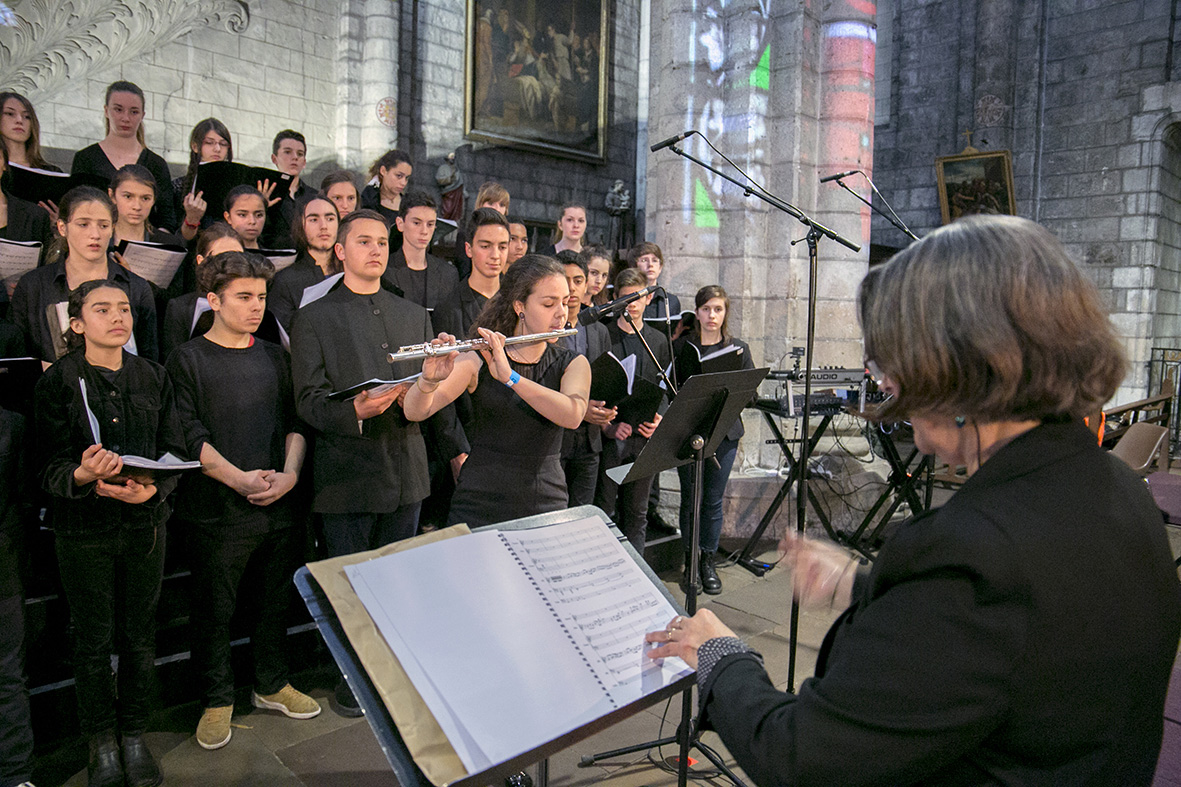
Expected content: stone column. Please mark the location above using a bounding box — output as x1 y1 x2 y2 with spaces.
336 0 400 170
646 0 874 469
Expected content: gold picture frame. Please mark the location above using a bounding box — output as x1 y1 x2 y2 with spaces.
464 0 609 162
935 149 1016 224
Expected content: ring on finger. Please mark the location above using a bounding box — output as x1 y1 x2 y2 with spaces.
666 629 673 641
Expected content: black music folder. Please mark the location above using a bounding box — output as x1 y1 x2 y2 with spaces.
192 160 293 214
7 164 108 205
589 352 665 427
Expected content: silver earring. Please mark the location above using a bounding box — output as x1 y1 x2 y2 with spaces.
954 416 966 428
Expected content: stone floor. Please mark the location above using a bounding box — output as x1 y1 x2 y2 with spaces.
39 542 842 787
35 522 1181 786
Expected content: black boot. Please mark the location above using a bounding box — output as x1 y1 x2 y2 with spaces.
86 731 124 787
700 551 722 595
333 678 364 718
121 734 163 787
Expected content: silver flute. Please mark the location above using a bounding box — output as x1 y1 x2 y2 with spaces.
386 328 577 363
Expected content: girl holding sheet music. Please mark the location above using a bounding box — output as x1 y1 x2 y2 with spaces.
70 81 178 233
10 186 158 363
672 285 753 594
33 279 185 787
403 254 591 528
222 186 268 251
173 118 234 242
109 165 184 249
0 92 60 172
0 141 53 284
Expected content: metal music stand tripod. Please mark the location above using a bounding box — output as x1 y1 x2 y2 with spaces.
578 367 768 787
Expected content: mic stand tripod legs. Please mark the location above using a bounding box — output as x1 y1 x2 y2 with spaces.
578 437 747 787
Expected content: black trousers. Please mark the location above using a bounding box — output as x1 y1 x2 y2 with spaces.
55 524 166 736
321 503 421 557
596 436 653 554
561 428 601 508
187 523 302 708
0 590 32 787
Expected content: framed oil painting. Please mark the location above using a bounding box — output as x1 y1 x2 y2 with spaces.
935 150 1016 224
465 0 609 162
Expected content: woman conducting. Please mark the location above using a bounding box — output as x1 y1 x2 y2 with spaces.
403 254 589 528
646 215 1181 786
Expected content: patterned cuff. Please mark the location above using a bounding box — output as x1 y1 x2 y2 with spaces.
696 636 759 687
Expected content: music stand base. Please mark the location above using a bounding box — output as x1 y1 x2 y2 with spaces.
737 556 772 577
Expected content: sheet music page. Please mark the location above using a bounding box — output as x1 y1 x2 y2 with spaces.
501 517 691 704
345 530 616 773
117 241 187 288
299 272 343 307
77 378 103 445
0 239 40 296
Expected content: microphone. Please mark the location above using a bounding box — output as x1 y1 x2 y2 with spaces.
650 130 695 153
578 285 659 326
819 169 860 183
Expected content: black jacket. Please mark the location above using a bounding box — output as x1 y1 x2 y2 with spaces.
701 418 1181 786
33 350 184 534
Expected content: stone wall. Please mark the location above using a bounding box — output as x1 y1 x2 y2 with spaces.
872 0 1181 402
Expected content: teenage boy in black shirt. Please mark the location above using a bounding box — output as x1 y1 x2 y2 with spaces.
167 251 319 751
262 129 311 249
434 207 509 339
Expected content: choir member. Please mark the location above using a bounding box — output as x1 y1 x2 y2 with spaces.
167 251 319 752
595 267 670 553
360 149 411 250
268 195 340 334
261 130 310 249
673 285 754 594
11 186 157 363
160 224 244 361
109 165 183 248
0 140 53 314
403 254 590 527
289 208 433 715
70 81 177 232
507 219 529 267
222 185 268 250
0 91 61 222
632 241 682 327
582 244 612 307
539 202 587 256
434 207 508 340
173 118 234 242
453 181 510 280
383 191 458 313
557 251 613 507
320 170 359 218
0 406 34 787
34 279 186 787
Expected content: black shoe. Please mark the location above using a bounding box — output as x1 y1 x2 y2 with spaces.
700 551 722 595
333 678 364 718
121 734 162 787
86 731 124 787
647 508 679 535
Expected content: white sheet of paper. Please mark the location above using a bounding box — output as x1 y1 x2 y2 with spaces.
299 272 343 307
78 378 103 444
0 239 40 296
117 241 187 288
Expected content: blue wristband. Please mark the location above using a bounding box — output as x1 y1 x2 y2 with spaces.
505 370 521 387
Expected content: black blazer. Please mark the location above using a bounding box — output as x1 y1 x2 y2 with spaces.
700 418 1181 786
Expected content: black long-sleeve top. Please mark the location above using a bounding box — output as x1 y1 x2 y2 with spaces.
71 144 178 233
33 349 184 535
433 280 489 340
0 194 54 319
10 259 158 363
290 280 432 513
699 418 1181 786
160 292 284 364
382 249 459 314
0 407 31 597
261 180 310 250
166 336 298 533
268 253 326 335
670 335 754 442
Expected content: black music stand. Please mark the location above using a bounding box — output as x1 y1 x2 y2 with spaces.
294 505 694 787
584 367 767 787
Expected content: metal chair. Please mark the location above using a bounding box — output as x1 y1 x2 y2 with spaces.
1111 422 1170 476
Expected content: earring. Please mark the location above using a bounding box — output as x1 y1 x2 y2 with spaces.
954 416 967 428
518 312 525 320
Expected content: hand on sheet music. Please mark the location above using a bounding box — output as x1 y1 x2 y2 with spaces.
584 399 617 426
603 421 632 440
110 250 128 270
421 333 460 383
354 386 401 419
475 327 512 383
780 531 857 611
636 413 661 439
644 609 736 670
183 190 208 224
95 478 156 504
256 179 282 208
74 444 124 485
247 469 298 506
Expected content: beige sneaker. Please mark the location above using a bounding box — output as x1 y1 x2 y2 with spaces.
252 684 322 719
196 705 233 750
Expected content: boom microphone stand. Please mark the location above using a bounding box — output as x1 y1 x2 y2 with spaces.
826 170 919 241
659 135 859 693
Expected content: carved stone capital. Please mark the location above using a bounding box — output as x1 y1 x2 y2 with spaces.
0 0 251 97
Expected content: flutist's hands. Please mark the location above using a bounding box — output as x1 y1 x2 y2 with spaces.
476 327 513 383
421 333 460 384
